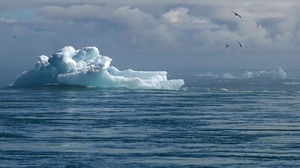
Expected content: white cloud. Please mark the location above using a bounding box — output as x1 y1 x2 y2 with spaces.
2 0 300 69
163 8 188 23
162 7 210 27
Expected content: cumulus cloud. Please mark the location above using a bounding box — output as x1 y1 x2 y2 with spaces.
34 1 300 52
163 7 207 24
1 0 300 69
162 7 215 32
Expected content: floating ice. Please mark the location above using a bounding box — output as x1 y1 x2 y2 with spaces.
10 46 184 90
242 68 287 79
196 68 287 80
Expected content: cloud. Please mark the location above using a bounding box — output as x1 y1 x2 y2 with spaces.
35 2 300 51
39 4 108 20
1 0 300 70
162 7 205 24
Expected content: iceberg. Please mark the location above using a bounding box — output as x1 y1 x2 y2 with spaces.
196 68 287 80
10 46 184 90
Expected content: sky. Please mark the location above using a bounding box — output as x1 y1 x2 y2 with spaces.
1 0 300 70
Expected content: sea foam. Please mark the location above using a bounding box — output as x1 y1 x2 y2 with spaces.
10 46 184 90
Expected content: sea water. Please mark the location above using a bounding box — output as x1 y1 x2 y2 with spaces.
1 69 300 167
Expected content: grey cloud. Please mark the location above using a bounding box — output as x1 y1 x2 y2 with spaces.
1 0 300 70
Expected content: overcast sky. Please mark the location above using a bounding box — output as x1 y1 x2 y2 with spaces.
1 0 300 70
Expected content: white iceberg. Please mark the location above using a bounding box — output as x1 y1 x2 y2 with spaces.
10 46 184 90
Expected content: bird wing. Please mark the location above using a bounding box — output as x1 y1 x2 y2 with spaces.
231 11 242 18
237 41 242 47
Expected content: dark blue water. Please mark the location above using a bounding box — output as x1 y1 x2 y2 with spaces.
1 69 300 167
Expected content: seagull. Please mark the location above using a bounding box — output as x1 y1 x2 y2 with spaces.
237 41 247 48
231 11 242 18
237 41 243 47
226 44 229 48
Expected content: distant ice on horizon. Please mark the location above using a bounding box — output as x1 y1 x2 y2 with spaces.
10 46 184 90
196 68 287 80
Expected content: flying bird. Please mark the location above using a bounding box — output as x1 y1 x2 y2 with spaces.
237 41 247 48
231 11 242 18
226 44 229 48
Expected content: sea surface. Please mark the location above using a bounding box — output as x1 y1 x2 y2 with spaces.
1 69 300 167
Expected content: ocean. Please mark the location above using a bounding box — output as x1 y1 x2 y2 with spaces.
1 69 300 167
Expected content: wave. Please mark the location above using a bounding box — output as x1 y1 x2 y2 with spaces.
10 46 184 90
